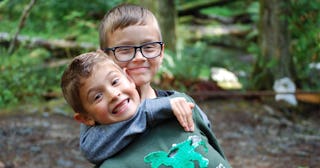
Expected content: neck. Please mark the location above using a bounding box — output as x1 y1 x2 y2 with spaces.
137 84 156 101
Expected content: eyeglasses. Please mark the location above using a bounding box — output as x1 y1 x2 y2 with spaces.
104 41 163 62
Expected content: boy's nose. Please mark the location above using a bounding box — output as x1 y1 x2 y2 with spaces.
133 48 145 60
107 88 121 100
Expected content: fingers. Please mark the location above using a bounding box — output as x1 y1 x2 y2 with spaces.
188 102 195 109
186 102 195 131
186 102 194 131
170 97 195 132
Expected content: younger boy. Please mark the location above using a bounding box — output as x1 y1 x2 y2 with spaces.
61 51 195 164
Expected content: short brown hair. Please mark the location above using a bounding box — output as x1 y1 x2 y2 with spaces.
60 51 120 114
99 3 162 49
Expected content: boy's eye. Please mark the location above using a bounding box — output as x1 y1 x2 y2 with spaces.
94 93 103 101
142 44 157 52
112 78 120 85
116 47 133 54
144 43 156 48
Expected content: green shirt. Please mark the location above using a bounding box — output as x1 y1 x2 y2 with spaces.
99 92 231 168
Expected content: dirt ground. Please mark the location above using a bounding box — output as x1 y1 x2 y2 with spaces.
0 98 319 168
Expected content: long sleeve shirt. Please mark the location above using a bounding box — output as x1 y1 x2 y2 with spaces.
98 91 231 168
80 90 212 165
80 96 174 164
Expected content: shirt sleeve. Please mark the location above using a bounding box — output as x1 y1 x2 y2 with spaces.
143 97 174 126
79 118 146 165
79 97 174 165
194 105 212 128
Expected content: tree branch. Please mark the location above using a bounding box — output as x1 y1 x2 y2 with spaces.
8 0 36 54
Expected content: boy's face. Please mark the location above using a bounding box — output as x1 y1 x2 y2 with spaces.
77 61 140 125
106 18 164 87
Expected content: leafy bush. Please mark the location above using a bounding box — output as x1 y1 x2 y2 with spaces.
0 0 319 109
0 0 124 44
0 0 127 108
289 0 320 90
159 40 250 91
0 47 65 108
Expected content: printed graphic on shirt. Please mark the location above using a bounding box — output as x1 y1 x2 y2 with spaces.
144 135 209 168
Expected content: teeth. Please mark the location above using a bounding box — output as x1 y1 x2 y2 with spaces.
112 99 128 114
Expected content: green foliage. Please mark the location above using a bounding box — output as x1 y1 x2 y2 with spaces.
201 1 246 17
0 0 319 109
0 47 66 108
0 0 124 44
288 0 320 90
246 0 320 90
161 40 251 90
162 41 212 80
0 0 127 108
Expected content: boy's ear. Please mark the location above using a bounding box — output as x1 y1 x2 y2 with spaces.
158 44 165 65
161 43 165 56
74 113 95 126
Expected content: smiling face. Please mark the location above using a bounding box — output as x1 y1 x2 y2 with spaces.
106 17 164 87
78 61 140 125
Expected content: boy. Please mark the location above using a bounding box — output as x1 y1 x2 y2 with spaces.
61 51 195 163
61 51 231 168
81 3 230 167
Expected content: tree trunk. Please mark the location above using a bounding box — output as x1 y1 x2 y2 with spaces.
139 0 177 53
251 0 295 90
158 0 177 53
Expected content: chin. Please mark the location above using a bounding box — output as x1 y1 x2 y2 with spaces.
134 80 148 87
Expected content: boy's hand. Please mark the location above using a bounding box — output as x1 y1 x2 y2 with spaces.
170 97 195 132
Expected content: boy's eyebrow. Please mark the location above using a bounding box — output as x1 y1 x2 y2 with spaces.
105 70 119 78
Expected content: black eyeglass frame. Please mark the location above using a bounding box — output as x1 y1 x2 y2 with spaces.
104 41 164 62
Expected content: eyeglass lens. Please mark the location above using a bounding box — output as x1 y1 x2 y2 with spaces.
114 42 162 62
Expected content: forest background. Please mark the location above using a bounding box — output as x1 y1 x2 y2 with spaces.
0 0 319 113
0 0 319 167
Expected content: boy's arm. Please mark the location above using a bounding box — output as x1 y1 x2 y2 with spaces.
80 110 150 165
79 97 176 165
80 123 134 165
144 97 195 131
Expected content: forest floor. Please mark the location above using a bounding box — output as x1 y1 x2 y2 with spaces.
0 97 319 168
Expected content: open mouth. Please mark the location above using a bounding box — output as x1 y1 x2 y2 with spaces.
112 98 129 114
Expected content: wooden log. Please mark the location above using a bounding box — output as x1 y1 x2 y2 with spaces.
1 32 97 57
178 0 236 16
188 90 320 104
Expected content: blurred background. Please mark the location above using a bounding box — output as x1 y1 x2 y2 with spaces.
0 0 319 167
0 0 319 108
